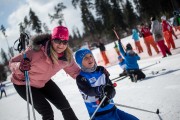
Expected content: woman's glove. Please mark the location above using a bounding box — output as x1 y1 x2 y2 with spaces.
19 58 31 72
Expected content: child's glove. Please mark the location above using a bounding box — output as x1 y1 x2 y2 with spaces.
19 58 31 72
99 97 110 108
103 84 116 100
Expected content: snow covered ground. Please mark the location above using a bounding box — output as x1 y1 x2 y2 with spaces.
1 34 180 120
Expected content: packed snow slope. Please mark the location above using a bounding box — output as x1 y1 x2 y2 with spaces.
1 33 180 120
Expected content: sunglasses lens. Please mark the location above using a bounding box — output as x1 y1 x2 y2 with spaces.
53 39 68 45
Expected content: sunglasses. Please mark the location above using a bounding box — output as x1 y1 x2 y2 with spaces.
53 39 68 45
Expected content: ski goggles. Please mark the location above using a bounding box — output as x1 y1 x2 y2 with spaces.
52 39 68 45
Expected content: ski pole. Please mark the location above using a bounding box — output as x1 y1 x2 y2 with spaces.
20 33 36 120
112 26 126 50
89 95 107 120
111 103 160 114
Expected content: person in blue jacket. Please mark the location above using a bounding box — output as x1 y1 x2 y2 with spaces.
132 29 143 53
75 48 139 120
118 40 146 82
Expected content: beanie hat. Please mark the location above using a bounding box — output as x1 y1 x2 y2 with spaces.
161 15 166 20
126 43 132 51
75 48 92 67
51 26 69 40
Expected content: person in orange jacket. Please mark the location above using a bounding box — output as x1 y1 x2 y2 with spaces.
161 15 176 49
140 23 159 56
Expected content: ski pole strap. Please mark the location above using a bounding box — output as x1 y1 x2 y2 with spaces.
14 33 29 53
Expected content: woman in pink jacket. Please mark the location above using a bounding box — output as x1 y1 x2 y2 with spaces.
9 26 80 120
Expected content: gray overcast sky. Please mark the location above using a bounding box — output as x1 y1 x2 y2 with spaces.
0 0 83 54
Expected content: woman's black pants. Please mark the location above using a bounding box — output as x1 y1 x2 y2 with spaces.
14 80 78 120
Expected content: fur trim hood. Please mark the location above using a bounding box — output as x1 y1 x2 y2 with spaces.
30 34 51 51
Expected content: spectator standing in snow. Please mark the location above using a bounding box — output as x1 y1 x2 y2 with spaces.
140 23 159 56
75 48 139 120
9 26 80 120
161 15 176 49
118 41 146 82
132 29 143 53
95 39 110 66
151 17 172 58
0 82 7 99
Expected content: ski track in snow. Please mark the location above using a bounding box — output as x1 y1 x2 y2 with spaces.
1 33 180 120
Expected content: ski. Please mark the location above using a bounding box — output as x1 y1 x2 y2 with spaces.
114 76 128 82
141 61 161 70
111 75 128 82
151 69 166 75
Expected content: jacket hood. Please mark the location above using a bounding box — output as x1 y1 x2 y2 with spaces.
30 34 51 51
132 29 137 33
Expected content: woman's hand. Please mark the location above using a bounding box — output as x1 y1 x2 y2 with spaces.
19 58 31 72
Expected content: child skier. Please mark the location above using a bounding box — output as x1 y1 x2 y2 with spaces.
118 41 146 82
75 48 139 120
118 55 127 77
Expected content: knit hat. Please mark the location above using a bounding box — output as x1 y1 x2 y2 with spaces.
75 48 92 67
161 15 166 20
126 43 133 51
51 26 69 40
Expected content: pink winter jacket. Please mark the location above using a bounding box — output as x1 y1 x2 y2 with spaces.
9 34 80 88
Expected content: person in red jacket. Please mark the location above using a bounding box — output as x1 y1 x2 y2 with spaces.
161 15 176 49
9 26 80 120
140 23 159 56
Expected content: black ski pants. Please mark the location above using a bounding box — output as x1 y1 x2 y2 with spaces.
14 80 78 120
127 69 146 81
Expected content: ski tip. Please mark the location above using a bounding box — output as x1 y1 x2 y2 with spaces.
156 109 160 114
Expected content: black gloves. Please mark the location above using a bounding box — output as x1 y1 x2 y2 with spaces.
99 84 116 108
99 97 110 108
103 84 116 100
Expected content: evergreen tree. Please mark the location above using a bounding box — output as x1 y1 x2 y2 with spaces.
42 23 50 33
0 64 7 82
49 2 66 25
111 0 127 29
124 0 138 29
0 48 9 66
29 8 42 33
0 25 13 58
